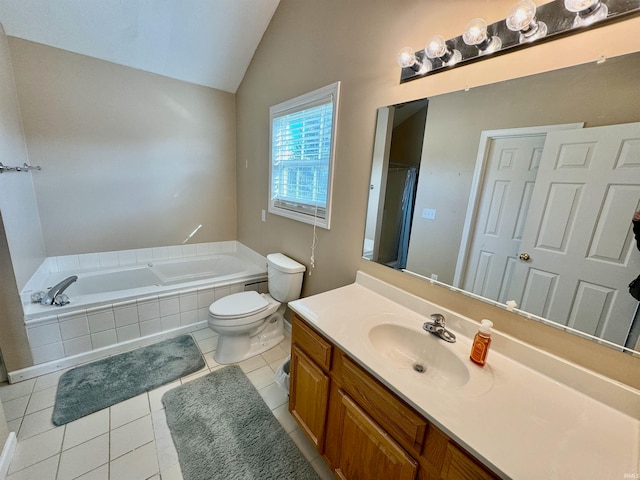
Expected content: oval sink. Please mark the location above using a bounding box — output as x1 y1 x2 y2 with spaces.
368 323 470 387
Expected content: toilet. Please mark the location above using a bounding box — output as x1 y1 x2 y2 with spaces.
208 253 306 364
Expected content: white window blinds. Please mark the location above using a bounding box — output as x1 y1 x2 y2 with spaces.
269 82 340 229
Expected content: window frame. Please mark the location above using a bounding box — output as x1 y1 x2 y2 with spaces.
268 81 340 229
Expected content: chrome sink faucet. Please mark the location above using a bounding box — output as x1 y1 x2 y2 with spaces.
31 275 78 306
423 313 456 343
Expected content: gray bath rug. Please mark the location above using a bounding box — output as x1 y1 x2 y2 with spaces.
162 365 320 480
52 334 205 426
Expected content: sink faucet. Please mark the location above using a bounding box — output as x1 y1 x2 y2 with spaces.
31 275 78 306
423 313 456 343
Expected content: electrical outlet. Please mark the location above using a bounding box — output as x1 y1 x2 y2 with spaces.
261 210 266 222
422 208 436 220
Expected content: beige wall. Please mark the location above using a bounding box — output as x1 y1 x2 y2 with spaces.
236 0 640 389
0 23 36 373
9 38 238 256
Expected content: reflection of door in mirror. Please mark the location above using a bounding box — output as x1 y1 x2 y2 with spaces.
364 99 428 269
460 122 640 347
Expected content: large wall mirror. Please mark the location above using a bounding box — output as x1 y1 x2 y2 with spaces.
364 52 640 355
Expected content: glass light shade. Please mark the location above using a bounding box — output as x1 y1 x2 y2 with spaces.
564 0 599 12
564 0 608 26
506 0 547 43
506 0 537 31
463 18 502 54
425 35 447 59
397 46 417 68
463 18 489 45
424 35 462 66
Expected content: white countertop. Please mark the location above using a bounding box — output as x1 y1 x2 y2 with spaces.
288 272 640 480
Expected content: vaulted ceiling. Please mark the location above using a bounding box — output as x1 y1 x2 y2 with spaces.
0 0 280 93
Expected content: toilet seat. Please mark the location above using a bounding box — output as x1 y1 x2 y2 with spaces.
209 291 269 319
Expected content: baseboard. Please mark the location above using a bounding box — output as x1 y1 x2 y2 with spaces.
0 432 16 480
8 321 208 384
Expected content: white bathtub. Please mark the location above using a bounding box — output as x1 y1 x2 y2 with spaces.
17 245 270 378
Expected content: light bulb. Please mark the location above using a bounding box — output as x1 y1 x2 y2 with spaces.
397 46 417 68
564 0 608 26
396 46 431 74
506 0 547 43
424 35 462 66
463 18 502 54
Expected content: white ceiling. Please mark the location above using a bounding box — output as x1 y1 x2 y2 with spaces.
0 0 280 93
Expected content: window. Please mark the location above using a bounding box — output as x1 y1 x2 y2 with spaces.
269 82 340 229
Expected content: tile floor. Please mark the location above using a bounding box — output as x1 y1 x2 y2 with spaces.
0 328 335 480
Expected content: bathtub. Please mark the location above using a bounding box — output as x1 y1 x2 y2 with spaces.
17 243 270 379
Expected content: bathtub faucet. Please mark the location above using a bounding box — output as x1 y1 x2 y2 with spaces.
31 275 78 306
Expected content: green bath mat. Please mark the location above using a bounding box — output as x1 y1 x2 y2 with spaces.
52 334 205 426
162 365 320 480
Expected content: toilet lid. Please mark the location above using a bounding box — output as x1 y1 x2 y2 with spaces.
209 291 269 318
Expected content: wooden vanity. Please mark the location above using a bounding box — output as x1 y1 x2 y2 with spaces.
289 313 498 480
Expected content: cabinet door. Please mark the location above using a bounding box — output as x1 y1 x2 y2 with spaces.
289 345 330 451
335 390 418 480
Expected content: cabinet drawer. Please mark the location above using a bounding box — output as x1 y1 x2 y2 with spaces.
341 355 428 454
292 315 332 371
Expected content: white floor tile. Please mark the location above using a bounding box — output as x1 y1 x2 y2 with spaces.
3 395 30 422
289 427 320 463
151 410 179 472
110 394 149 429
6 454 59 480
159 463 183 480
18 406 56 440
261 345 288 365
110 415 154 460
195 335 218 354
271 403 297 433
76 464 109 480
180 368 210 384
63 409 109 451
246 365 275 390
148 381 180 412
33 369 66 392
238 355 267 373
258 382 288 410
25 385 57 415
312 456 335 480
0 379 35 403
58 433 109 480
109 442 158 480
190 328 216 342
203 352 220 370
8 427 64 475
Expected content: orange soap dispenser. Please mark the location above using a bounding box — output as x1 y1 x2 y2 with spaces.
470 319 493 366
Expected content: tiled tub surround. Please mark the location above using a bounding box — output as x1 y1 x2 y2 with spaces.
289 272 640 480
15 242 268 382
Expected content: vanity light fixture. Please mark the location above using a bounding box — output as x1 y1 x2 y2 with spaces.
396 46 431 74
506 0 547 43
564 0 608 27
424 35 462 67
397 0 640 83
462 18 502 54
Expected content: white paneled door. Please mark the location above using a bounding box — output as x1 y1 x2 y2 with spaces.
462 133 546 300
511 122 640 345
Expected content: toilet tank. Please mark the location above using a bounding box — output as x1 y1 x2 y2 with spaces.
267 253 306 303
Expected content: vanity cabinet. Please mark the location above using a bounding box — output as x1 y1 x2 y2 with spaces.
289 313 499 480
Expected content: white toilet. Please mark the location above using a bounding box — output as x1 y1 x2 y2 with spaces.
208 253 306 364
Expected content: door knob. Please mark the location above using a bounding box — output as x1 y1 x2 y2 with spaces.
519 253 531 261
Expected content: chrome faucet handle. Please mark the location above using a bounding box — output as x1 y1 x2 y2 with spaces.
430 313 445 326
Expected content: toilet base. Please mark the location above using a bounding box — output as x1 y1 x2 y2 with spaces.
213 311 285 364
